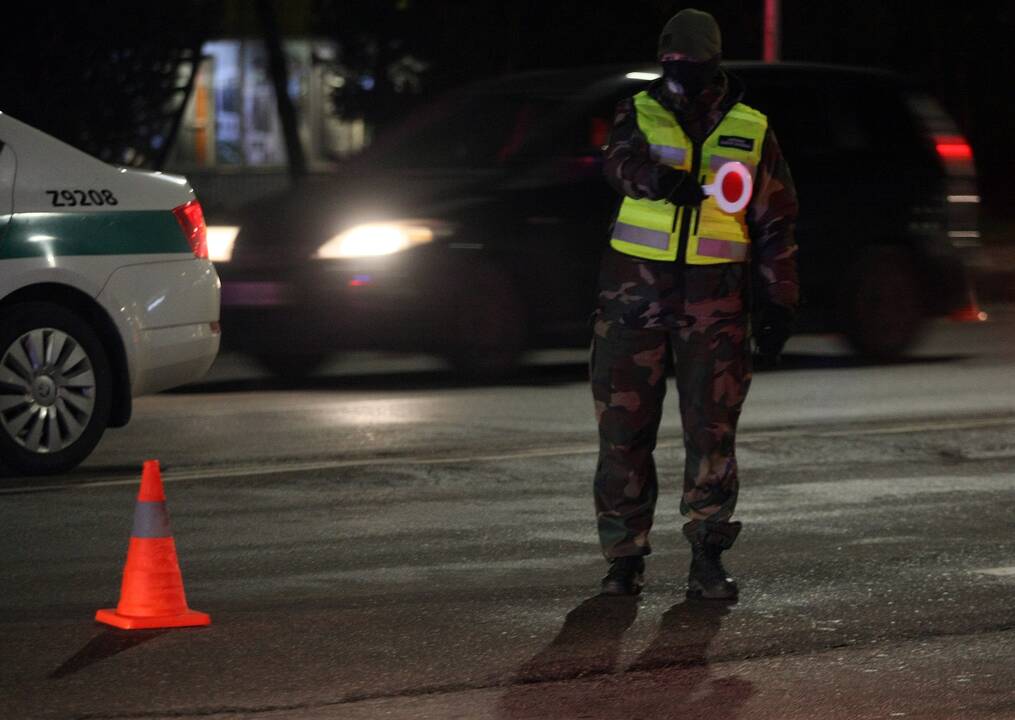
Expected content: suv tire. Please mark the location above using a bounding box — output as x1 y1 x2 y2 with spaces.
443 263 527 379
841 246 925 361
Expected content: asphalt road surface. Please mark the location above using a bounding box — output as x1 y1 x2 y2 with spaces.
3 309 1015 719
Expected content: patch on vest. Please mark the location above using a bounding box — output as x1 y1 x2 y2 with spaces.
717 135 755 151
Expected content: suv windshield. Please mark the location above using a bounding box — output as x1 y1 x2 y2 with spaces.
366 90 564 169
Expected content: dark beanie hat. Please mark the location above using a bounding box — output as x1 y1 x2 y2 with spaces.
658 8 722 61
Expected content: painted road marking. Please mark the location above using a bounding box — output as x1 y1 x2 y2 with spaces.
959 449 1015 460
976 567 1015 577
3 414 1015 495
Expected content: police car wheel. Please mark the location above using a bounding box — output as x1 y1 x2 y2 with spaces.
0 303 112 476
841 246 925 361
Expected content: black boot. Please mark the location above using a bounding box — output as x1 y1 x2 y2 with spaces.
684 521 741 601
600 556 645 596
687 544 738 600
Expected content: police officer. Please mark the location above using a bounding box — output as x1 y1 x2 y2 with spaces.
592 8 799 599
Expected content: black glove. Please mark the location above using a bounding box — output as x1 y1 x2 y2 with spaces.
655 167 707 206
753 304 795 367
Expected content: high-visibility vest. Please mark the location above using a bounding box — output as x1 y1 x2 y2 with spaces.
610 91 768 264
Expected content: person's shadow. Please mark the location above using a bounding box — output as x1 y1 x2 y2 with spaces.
498 597 753 719
511 594 639 683
624 600 755 718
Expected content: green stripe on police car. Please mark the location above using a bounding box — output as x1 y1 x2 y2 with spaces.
0 211 191 259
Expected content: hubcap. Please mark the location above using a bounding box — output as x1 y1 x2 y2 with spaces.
32 376 58 406
0 328 96 454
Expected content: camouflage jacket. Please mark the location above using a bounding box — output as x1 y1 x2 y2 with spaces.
603 71 799 312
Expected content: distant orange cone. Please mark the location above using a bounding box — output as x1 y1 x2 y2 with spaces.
95 460 211 630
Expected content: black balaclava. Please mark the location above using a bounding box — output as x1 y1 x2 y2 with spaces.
661 57 720 99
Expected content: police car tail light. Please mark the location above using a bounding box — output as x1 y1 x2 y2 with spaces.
173 200 209 259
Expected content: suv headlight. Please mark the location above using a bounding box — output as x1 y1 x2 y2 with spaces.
314 222 437 259
207 225 240 262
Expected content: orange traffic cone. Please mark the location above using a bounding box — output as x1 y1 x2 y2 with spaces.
95 460 211 630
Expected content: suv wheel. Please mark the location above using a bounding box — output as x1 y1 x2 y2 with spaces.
443 264 527 379
0 303 112 476
841 246 925 361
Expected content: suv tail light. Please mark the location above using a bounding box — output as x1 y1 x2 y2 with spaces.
173 200 208 259
949 290 988 323
950 305 989 323
589 117 609 149
934 135 973 162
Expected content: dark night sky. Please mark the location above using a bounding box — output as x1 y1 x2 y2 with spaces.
362 1 1011 113
318 0 1015 212
2 1 1013 212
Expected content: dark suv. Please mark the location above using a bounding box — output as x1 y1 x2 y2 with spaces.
217 62 981 376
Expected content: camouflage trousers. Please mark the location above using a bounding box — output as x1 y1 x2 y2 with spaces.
591 249 752 559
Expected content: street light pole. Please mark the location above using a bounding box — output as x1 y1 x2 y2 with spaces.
763 0 781 62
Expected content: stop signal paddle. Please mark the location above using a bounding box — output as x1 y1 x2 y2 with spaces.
702 161 753 214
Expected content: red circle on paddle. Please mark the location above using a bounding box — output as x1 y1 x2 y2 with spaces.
721 169 745 204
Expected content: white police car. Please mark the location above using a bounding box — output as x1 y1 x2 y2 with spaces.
0 112 220 476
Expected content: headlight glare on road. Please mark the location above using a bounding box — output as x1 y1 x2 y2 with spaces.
315 222 435 259
207 225 240 263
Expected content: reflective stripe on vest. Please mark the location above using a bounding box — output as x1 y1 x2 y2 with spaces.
697 236 750 261
709 153 756 174
613 221 670 250
649 145 687 165
610 91 767 264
